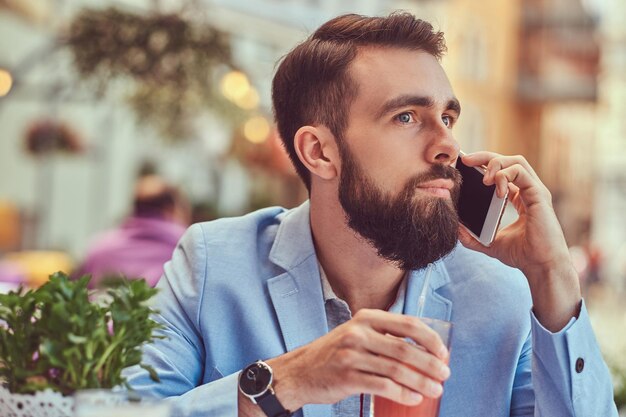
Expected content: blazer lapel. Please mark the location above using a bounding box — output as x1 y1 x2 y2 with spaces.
266 201 331 417
267 261 329 351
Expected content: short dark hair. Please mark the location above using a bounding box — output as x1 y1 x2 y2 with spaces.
133 188 179 218
132 175 183 218
272 12 447 191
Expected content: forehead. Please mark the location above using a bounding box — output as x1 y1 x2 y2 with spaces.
348 47 455 111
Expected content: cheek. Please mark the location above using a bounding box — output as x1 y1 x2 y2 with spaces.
349 130 429 192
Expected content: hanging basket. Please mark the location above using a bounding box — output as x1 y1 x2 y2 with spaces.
0 386 73 417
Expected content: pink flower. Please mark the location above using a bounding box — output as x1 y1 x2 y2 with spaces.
48 368 60 379
107 318 114 336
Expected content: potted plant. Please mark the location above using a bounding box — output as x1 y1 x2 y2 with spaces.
0 272 164 416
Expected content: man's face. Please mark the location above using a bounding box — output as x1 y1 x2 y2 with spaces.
337 47 462 270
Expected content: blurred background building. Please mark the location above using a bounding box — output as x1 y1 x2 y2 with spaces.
0 0 625 403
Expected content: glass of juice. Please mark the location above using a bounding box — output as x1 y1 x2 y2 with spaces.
371 317 452 417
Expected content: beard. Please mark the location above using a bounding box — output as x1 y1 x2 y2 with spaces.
338 145 461 271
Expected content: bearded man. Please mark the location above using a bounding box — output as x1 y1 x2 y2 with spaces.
124 12 617 417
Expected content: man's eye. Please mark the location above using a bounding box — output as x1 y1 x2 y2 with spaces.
442 115 454 127
396 112 414 124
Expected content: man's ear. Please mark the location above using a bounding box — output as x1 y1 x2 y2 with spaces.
294 125 339 181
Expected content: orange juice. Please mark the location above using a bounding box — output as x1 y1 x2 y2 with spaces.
373 394 442 417
373 356 449 417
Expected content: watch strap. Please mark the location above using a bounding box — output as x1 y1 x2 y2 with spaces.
256 388 291 417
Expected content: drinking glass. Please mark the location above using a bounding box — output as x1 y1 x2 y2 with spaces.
371 317 453 417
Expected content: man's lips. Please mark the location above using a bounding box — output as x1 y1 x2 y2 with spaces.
416 179 454 198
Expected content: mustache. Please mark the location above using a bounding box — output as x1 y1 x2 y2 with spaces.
404 164 461 190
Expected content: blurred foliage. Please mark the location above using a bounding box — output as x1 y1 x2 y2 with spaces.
66 7 246 140
0 272 162 395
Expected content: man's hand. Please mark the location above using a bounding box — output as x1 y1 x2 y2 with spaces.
458 152 582 332
244 309 450 414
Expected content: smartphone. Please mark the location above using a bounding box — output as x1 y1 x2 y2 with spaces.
456 151 508 246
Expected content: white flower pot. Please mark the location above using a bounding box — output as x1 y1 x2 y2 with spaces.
0 386 73 417
73 390 170 417
0 387 170 417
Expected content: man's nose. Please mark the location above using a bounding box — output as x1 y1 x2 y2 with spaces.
427 126 460 165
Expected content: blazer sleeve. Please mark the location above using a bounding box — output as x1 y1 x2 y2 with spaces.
123 223 240 417
510 301 618 416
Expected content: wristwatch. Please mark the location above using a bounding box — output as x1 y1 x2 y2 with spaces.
238 360 291 417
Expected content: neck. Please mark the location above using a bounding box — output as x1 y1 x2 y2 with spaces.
310 193 405 313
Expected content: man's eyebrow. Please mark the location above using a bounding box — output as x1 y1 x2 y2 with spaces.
375 95 433 119
447 98 461 116
375 95 462 118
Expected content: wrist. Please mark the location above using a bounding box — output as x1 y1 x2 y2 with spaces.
526 262 582 332
238 390 265 417
265 355 305 412
520 249 572 284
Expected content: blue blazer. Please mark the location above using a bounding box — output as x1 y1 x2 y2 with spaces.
124 202 617 416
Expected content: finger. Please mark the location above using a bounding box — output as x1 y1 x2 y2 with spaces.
354 310 448 359
350 348 445 399
461 151 501 168
364 330 451 382
355 372 424 406
462 153 539 184
493 169 511 199
508 182 520 196
507 183 525 214
484 156 539 184
493 165 547 205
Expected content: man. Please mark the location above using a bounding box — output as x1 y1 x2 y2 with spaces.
77 174 190 287
124 13 617 417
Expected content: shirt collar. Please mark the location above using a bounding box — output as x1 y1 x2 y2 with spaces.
318 263 408 313
319 263 338 302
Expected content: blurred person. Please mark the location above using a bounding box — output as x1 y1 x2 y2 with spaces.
76 175 190 288
124 13 617 417
0 259 26 293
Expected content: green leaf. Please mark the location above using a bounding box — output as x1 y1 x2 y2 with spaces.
67 334 88 344
140 363 160 382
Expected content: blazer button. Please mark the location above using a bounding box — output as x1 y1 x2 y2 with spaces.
575 357 585 373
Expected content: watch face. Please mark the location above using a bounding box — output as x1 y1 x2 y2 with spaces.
240 362 273 397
